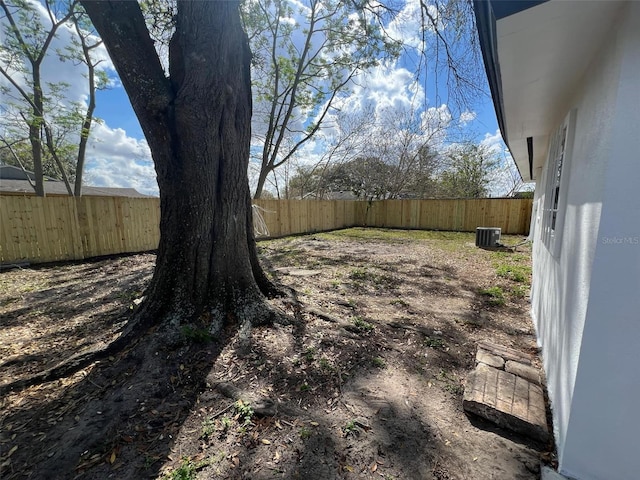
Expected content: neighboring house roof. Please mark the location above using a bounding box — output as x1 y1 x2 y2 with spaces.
473 0 624 181
0 166 150 197
0 178 151 197
0 164 55 181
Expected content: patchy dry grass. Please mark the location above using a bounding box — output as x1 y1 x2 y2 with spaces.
0 229 548 480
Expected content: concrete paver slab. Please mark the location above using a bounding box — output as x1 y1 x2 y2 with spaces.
464 363 549 442
477 340 533 365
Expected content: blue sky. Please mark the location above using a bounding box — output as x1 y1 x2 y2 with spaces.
1 0 516 197
95 89 144 140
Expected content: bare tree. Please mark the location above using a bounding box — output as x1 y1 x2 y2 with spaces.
416 0 484 112
286 106 446 199
243 0 400 198
0 0 77 195
439 143 499 198
65 5 108 196
0 0 107 196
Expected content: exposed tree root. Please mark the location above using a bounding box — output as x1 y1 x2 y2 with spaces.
2 286 303 395
212 380 308 420
306 307 362 338
0 313 149 395
213 382 278 417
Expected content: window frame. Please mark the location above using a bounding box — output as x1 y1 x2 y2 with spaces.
541 109 576 256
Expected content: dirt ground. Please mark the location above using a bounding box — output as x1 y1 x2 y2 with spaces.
0 228 552 479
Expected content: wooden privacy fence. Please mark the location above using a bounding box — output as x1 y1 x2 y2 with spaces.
1 195 161 265
0 195 532 265
363 198 532 234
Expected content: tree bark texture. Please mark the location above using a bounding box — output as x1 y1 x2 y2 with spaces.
81 0 277 330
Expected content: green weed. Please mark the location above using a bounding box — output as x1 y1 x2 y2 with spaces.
372 356 386 368
348 267 399 289
201 417 215 440
343 420 358 436
511 284 529 298
479 286 506 306
444 382 464 395
437 369 464 395
304 347 316 362
348 267 371 281
495 264 530 283
424 336 446 349
352 316 374 333
234 400 254 425
319 357 334 371
390 298 409 307
143 455 158 469
181 325 213 343
220 415 232 433
315 228 474 245
163 456 209 480
300 382 311 392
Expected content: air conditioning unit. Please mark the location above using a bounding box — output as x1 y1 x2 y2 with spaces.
476 227 501 248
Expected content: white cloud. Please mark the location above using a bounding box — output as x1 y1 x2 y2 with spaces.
84 123 158 196
322 63 425 126
480 129 507 156
459 110 477 125
386 0 438 49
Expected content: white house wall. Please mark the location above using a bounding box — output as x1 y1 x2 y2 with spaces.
530 5 636 477
559 3 640 479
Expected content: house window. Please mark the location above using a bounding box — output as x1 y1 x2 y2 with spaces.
542 110 576 254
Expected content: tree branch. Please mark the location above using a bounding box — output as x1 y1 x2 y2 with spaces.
79 0 173 124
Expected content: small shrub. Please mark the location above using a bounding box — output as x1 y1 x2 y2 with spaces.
220 415 232 432
299 426 312 439
304 347 316 362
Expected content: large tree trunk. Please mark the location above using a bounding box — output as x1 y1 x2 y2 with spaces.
81 0 280 334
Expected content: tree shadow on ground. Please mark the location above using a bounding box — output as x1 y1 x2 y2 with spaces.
1 231 543 479
0 255 153 386
1 320 230 479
